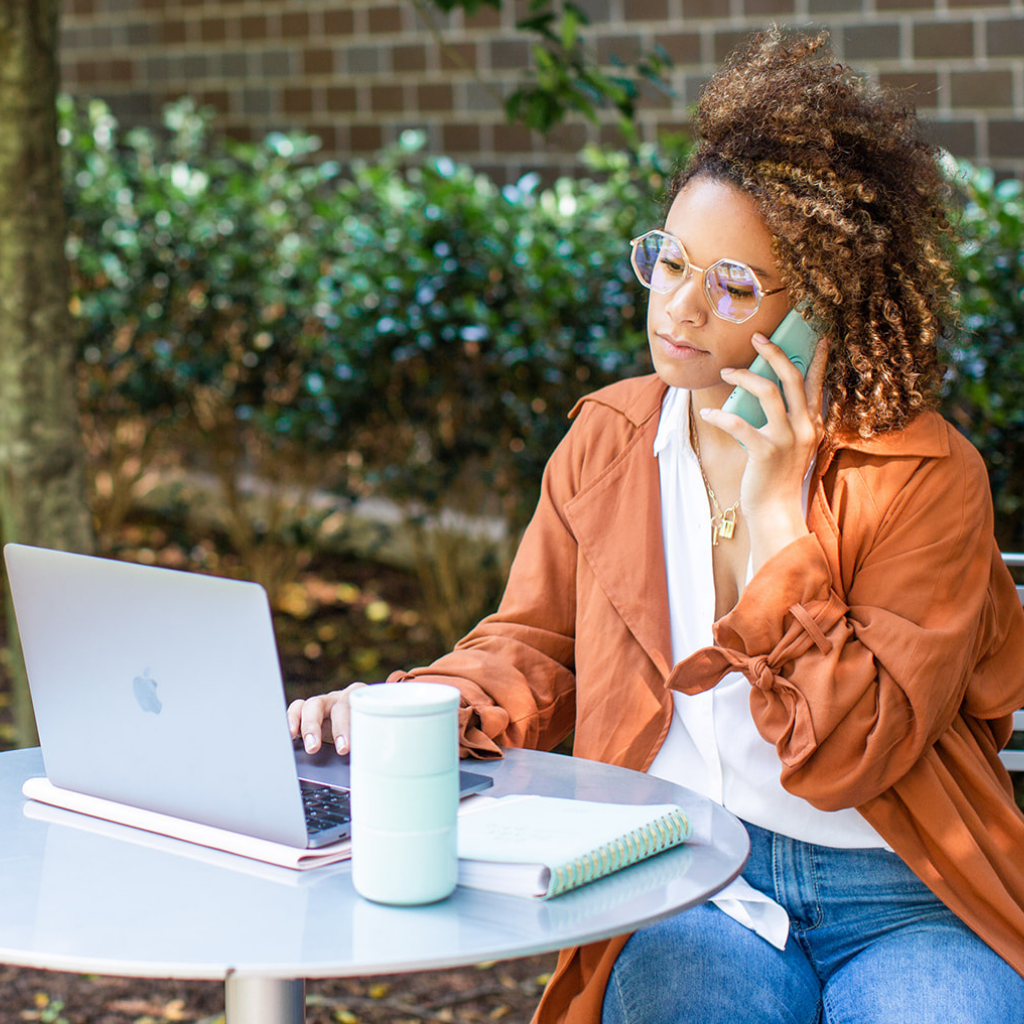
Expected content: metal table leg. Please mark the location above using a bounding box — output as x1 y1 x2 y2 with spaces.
225 976 305 1024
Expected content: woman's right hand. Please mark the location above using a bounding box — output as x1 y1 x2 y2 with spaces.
287 682 369 756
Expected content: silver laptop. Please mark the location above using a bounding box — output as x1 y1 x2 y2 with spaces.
4 543 490 849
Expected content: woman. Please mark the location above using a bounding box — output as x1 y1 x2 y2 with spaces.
291 29 1024 1024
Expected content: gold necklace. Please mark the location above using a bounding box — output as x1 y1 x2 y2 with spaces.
688 405 740 546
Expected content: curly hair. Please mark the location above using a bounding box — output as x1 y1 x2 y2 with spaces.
670 27 959 438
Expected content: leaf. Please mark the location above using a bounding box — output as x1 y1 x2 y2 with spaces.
162 998 188 1021
560 8 582 52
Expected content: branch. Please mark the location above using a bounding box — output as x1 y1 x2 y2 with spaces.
410 0 507 110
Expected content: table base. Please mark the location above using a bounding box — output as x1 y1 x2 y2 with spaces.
225 976 305 1024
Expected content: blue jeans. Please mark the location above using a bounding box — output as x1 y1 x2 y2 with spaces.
603 821 1024 1024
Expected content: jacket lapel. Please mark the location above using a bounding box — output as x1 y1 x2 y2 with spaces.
564 402 674 680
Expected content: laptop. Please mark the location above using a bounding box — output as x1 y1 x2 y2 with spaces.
4 543 491 851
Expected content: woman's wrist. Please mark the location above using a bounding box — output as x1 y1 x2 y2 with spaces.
747 502 811 574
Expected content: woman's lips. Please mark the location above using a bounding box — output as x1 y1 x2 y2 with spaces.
657 333 706 359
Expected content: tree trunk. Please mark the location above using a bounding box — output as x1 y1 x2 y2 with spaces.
0 0 94 747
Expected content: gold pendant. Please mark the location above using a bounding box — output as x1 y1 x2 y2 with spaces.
717 508 737 541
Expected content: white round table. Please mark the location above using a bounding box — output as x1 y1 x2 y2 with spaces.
0 746 748 1024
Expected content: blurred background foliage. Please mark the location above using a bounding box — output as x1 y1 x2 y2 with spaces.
61 97 669 649
61 97 1024 658
945 165 1024 547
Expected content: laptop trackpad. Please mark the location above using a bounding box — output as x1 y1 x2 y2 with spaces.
294 743 351 787
293 743 493 797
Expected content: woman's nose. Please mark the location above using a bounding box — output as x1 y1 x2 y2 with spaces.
663 269 706 323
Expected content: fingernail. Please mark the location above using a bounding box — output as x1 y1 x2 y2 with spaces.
720 367 736 376
752 333 769 345
698 407 711 419
335 735 347 754
304 733 316 753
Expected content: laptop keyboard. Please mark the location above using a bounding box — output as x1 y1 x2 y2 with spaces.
300 779 351 835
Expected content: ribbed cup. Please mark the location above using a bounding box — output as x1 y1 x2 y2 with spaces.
349 683 461 905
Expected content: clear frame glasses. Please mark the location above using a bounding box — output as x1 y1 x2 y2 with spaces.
629 229 786 325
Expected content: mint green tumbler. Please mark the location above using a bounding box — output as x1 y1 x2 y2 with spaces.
349 683 461 905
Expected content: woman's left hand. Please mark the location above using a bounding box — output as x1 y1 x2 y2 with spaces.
700 333 829 572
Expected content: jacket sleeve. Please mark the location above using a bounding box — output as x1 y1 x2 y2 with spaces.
670 430 1024 810
387 411 589 759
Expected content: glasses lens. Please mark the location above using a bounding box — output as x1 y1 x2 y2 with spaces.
705 260 761 323
633 232 687 294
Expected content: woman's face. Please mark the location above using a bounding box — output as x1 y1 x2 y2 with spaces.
646 177 791 406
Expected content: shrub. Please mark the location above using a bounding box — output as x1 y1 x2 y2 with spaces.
63 97 369 594
319 139 674 641
944 164 1024 551
65 98 362 441
325 136 669 531
61 98 673 633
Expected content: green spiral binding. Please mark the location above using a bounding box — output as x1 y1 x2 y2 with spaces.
546 807 691 897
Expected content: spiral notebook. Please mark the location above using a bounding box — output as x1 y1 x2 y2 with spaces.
456 795 691 899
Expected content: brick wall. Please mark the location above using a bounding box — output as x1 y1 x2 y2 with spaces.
59 0 1024 182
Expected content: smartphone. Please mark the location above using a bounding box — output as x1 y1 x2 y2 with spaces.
720 307 821 430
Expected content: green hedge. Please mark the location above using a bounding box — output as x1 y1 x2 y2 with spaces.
63 99 669 546
62 98 1024 561
942 165 1024 550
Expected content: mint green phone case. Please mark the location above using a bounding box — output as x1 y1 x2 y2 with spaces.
720 308 820 430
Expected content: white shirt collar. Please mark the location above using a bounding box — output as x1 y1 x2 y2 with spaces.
652 386 691 457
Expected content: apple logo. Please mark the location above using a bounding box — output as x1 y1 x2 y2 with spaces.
132 670 163 715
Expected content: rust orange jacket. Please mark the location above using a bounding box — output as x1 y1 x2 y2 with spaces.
392 374 1024 1023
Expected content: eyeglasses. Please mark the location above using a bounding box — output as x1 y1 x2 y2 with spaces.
629 229 786 324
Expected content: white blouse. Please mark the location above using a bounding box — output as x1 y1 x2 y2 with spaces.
648 386 887 945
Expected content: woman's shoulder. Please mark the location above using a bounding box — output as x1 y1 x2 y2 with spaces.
568 373 667 427
824 410 991 520
542 374 667 491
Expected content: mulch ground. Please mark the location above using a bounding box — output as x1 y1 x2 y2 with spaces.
0 954 559 1024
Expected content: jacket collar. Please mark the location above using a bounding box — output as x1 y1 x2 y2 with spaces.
817 409 951 476
574 376 951 464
